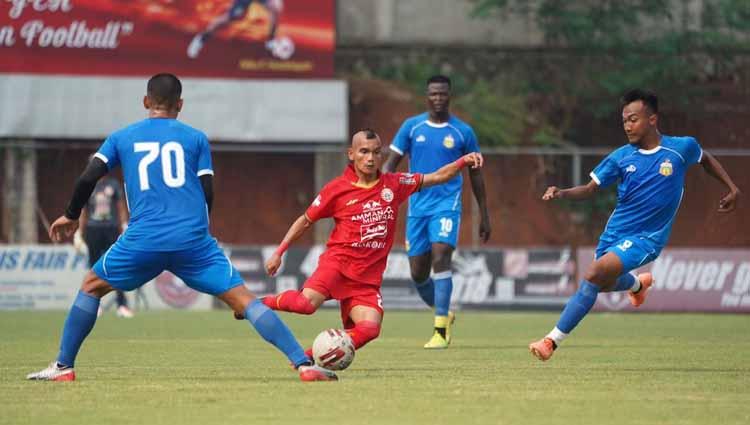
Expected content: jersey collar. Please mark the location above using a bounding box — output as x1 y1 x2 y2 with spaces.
344 164 381 187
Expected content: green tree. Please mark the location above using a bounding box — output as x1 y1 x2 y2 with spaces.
471 0 750 141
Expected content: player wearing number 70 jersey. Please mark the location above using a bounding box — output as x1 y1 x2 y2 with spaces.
27 73 336 382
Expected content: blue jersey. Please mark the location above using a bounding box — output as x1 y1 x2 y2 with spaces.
95 118 214 251
391 113 480 217
591 135 703 248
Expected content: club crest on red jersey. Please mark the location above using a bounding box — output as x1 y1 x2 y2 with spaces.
381 188 394 203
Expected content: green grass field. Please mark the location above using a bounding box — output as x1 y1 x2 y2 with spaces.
1 310 748 425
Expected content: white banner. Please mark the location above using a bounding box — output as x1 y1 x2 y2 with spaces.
0 245 212 311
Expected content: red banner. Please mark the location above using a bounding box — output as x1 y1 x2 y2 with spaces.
578 248 750 313
0 0 335 78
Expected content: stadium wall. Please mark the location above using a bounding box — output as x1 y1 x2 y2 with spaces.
16 147 747 248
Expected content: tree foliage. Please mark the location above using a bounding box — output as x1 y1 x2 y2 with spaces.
471 0 750 141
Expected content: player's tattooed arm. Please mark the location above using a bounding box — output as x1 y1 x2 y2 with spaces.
422 152 483 188
265 214 312 276
542 180 599 201
700 151 740 212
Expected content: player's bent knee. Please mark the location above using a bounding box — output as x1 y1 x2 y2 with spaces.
348 320 381 349
411 270 430 283
81 271 114 298
294 295 317 315
583 266 611 288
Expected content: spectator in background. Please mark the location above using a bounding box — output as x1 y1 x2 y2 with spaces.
74 159 133 318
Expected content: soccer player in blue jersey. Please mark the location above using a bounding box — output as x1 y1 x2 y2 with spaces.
383 75 491 349
27 73 336 382
529 89 740 361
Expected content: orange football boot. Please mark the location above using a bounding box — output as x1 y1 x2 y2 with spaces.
628 272 653 307
528 337 557 361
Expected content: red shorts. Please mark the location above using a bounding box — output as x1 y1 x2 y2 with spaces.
303 265 383 329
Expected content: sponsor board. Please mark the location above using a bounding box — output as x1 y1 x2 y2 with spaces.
578 248 750 312
0 0 335 78
226 245 576 310
0 245 211 310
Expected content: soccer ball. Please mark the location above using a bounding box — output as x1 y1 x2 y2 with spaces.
268 36 295 60
312 329 355 371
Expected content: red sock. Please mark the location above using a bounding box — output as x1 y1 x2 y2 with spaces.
262 290 316 315
345 320 381 350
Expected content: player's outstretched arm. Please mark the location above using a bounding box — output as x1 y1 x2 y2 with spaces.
265 214 312 276
49 158 108 243
700 151 740 212
542 180 599 202
422 153 483 189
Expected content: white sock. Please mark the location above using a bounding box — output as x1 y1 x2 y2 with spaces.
545 327 568 346
630 274 642 293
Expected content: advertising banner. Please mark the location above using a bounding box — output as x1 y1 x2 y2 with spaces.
225 245 576 310
578 247 750 313
0 0 335 78
0 245 212 310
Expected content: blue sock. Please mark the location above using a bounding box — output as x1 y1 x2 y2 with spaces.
556 280 600 334
613 273 636 292
57 291 100 367
414 278 435 307
433 271 453 316
244 299 309 368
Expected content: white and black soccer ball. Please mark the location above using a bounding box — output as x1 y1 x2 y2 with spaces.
312 329 355 371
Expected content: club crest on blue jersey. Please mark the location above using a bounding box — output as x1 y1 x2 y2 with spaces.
443 134 455 148
659 159 673 176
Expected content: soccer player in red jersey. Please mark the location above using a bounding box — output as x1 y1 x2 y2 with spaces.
259 129 483 354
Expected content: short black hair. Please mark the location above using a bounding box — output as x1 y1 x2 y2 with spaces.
621 89 658 114
351 128 379 145
427 75 451 88
147 73 182 109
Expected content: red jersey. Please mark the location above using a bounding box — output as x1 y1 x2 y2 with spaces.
305 165 423 285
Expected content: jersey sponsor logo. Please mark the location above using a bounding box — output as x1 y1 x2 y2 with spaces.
443 134 455 148
312 195 322 207
625 164 637 173
399 174 417 185
659 159 673 176
351 205 395 224
360 222 387 242
362 200 381 212
416 134 426 143
381 188 394 203
345 198 358 206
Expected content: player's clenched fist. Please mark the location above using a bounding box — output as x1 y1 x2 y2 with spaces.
265 253 282 277
461 152 483 169
542 186 562 201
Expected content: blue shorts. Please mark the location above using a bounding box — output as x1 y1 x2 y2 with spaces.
92 238 243 296
595 236 661 273
405 212 460 256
